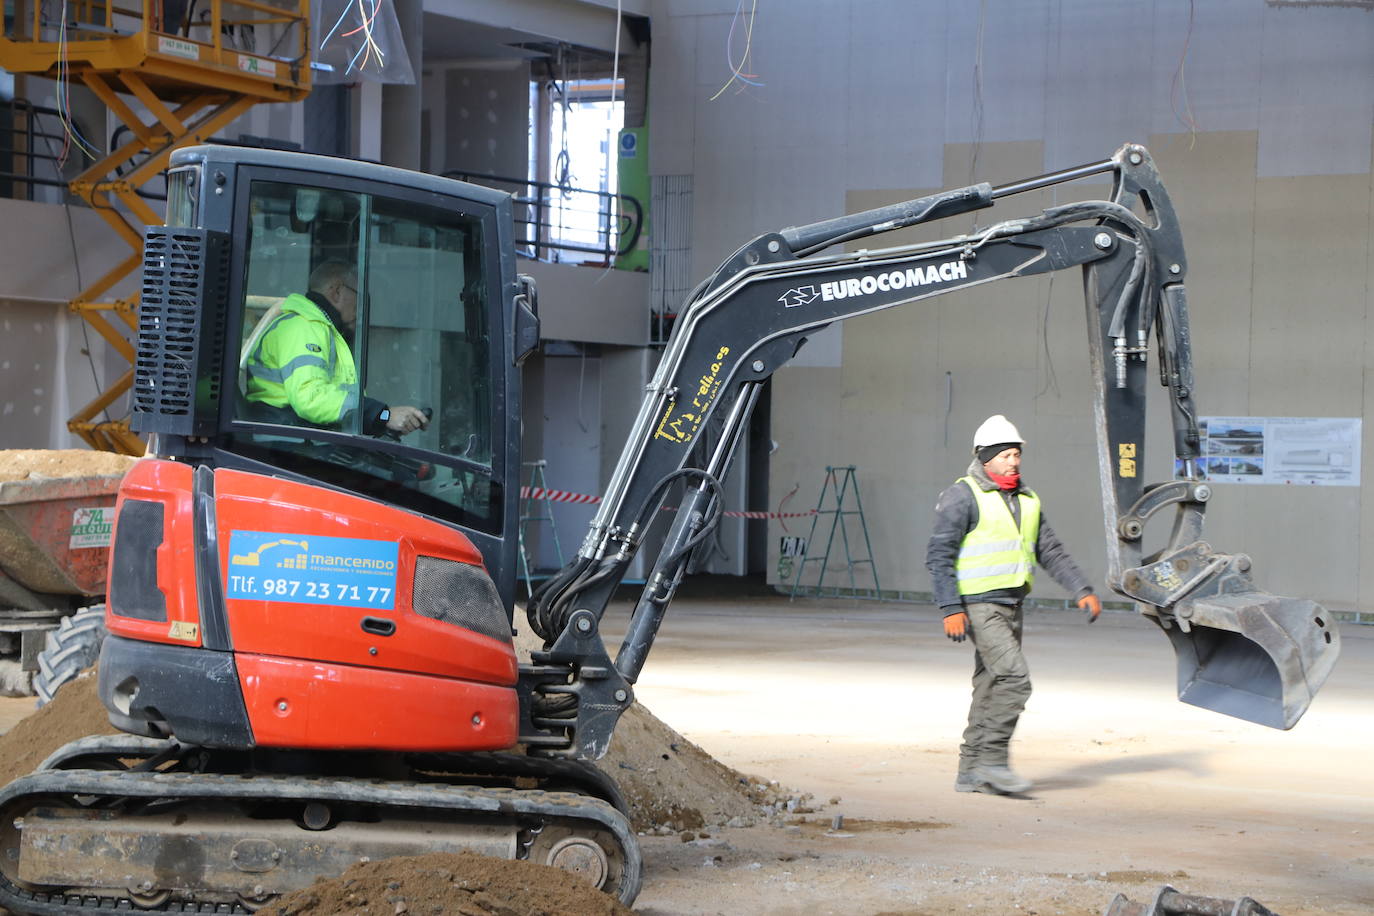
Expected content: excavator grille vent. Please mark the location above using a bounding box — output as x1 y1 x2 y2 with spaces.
413 556 511 643
134 227 231 436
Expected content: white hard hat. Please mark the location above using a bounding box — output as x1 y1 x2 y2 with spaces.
972 414 1025 450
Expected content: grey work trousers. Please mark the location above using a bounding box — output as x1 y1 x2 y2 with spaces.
958 601 1032 773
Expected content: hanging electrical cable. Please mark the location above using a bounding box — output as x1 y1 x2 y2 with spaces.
709 0 764 100
54 0 100 167
1171 0 1200 148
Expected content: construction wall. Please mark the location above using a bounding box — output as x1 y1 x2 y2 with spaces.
646 0 1374 611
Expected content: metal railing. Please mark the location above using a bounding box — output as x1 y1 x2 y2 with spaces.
0 99 92 200
442 169 643 266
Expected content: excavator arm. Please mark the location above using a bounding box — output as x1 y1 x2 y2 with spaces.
520 144 1339 759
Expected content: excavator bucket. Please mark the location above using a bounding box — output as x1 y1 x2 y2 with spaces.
1159 590 1339 730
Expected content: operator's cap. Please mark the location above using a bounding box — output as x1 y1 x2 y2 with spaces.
973 414 1024 461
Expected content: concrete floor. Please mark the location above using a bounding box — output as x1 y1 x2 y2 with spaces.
600 593 1374 915
0 594 1364 914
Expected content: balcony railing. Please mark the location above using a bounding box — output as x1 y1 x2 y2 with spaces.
0 98 93 200
442 169 643 267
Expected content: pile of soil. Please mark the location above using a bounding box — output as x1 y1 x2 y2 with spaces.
0 670 116 783
602 701 809 833
509 625 805 834
259 851 633 916
0 669 789 834
0 667 801 908
0 449 138 483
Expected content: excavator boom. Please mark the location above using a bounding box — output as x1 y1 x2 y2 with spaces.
0 142 1339 915
524 144 1339 758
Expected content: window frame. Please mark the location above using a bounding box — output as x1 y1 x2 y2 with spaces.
216 162 511 537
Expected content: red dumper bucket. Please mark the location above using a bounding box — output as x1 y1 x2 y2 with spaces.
0 460 128 679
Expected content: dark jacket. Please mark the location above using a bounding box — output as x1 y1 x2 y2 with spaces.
925 458 1093 616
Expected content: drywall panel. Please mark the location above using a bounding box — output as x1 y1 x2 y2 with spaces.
1255 4 1374 178
0 198 140 305
1147 0 1262 137
845 0 948 190
0 302 112 450
647 9 698 176
536 354 602 570
1249 174 1367 416
1148 132 1258 374
443 63 531 178
1043 4 1154 171
943 0 1050 146
520 259 650 346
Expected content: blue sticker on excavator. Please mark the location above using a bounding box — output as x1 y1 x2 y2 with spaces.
226 530 399 609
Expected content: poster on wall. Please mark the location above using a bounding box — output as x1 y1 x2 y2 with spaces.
1176 417 1361 486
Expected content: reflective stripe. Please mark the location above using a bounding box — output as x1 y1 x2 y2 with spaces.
245 353 328 385
956 538 1023 559
958 560 1032 582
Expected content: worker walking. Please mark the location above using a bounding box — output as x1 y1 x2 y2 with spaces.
925 415 1102 796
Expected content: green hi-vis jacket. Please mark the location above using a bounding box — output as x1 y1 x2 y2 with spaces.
244 292 360 427
954 476 1041 596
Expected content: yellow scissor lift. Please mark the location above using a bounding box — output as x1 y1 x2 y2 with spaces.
0 0 310 453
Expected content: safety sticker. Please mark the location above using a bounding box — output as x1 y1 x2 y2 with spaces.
227 531 399 610
70 507 115 549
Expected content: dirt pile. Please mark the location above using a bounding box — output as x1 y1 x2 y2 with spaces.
0 669 115 784
511 623 806 834
0 449 138 483
0 664 795 834
259 851 633 916
0 642 807 911
601 700 809 833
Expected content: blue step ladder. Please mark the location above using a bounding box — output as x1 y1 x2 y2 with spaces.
518 460 566 600
788 465 882 600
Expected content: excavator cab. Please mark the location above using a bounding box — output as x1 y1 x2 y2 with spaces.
143 147 539 607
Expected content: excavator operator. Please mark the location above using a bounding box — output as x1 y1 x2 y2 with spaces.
926 414 1103 797
242 260 429 437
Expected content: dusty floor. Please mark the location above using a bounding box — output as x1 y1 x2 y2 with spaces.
0 595 1367 915
599 595 1374 916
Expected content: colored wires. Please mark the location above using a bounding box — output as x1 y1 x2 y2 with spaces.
54 0 100 166
321 0 387 75
1170 0 1200 148
709 0 763 100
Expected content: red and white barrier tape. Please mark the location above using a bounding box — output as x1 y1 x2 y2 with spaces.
519 486 815 520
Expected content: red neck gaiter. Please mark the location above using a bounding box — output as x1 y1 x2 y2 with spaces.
988 471 1020 491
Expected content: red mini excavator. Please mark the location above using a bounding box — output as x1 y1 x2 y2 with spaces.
0 143 1340 912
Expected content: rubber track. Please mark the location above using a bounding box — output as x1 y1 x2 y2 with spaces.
0 768 643 914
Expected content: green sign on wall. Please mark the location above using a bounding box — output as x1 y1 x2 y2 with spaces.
615 127 649 272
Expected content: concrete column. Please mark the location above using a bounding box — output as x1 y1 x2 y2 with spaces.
380 0 422 171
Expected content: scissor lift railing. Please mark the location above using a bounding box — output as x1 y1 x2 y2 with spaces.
0 0 310 453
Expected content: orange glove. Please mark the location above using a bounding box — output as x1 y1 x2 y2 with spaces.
943 612 969 642
1078 593 1102 623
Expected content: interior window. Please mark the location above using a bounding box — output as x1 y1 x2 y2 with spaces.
230 177 498 530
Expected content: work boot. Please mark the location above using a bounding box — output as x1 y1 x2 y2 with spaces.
954 771 984 793
971 763 1032 795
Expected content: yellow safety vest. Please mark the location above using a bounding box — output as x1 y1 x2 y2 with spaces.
954 477 1040 596
244 292 359 427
